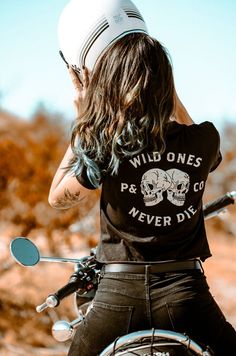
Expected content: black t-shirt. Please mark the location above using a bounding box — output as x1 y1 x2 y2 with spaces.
77 121 222 263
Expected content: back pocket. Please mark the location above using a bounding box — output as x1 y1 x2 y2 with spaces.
80 301 134 354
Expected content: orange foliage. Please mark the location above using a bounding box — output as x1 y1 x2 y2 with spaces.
0 109 99 249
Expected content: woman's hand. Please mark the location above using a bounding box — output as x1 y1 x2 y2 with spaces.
68 66 90 117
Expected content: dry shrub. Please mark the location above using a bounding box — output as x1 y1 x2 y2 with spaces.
206 121 236 197
0 108 100 251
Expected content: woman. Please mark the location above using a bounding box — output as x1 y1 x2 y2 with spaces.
49 33 236 355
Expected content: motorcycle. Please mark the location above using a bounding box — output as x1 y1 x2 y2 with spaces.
10 191 236 356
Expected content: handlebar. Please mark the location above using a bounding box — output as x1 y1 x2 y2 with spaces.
203 191 236 219
36 280 84 312
36 256 100 313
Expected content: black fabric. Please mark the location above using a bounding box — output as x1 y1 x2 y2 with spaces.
75 165 97 190
68 270 236 356
77 121 222 263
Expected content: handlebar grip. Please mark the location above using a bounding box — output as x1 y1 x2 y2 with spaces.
55 280 84 301
36 275 85 312
203 191 235 218
36 295 59 313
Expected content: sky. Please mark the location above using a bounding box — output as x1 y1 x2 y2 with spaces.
0 0 236 131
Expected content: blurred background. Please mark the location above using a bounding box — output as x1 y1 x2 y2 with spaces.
0 1 236 355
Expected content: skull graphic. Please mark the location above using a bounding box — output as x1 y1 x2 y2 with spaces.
140 168 172 206
167 169 190 206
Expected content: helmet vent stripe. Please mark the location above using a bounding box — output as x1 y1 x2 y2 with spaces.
79 17 109 66
123 7 145 22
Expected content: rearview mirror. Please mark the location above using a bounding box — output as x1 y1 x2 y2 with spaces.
10 237 40 266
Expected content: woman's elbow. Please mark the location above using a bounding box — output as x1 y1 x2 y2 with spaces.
48 197 61 209
48 192 66 210
48 191 81 210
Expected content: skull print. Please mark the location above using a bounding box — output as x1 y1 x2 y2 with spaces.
140 168 172 206
166 169 190 206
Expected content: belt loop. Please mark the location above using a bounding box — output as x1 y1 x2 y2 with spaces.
100 264 105 278
145 265 150 284
198 259 205 274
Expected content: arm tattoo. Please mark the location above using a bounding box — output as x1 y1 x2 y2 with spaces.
54 188 84 208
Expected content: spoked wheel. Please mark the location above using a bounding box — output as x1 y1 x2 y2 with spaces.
100 329 213 356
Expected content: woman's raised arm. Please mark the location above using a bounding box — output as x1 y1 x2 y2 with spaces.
48 66 92 209
48 144 92 209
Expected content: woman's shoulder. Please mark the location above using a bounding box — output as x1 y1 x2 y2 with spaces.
188 121 220 145
189 120 219 131
168 120 220 139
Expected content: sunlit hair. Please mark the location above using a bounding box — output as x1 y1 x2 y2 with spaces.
69 33 175 187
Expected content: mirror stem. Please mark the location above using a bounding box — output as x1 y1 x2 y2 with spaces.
40 256 83 264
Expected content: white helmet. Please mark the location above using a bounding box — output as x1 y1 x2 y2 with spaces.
58 0 148 72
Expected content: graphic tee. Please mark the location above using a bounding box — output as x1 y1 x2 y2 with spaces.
77 121 222 263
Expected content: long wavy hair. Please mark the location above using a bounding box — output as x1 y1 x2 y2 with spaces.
69 33 175 187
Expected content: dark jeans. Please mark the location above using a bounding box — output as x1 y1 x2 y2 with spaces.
68 269 236 356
